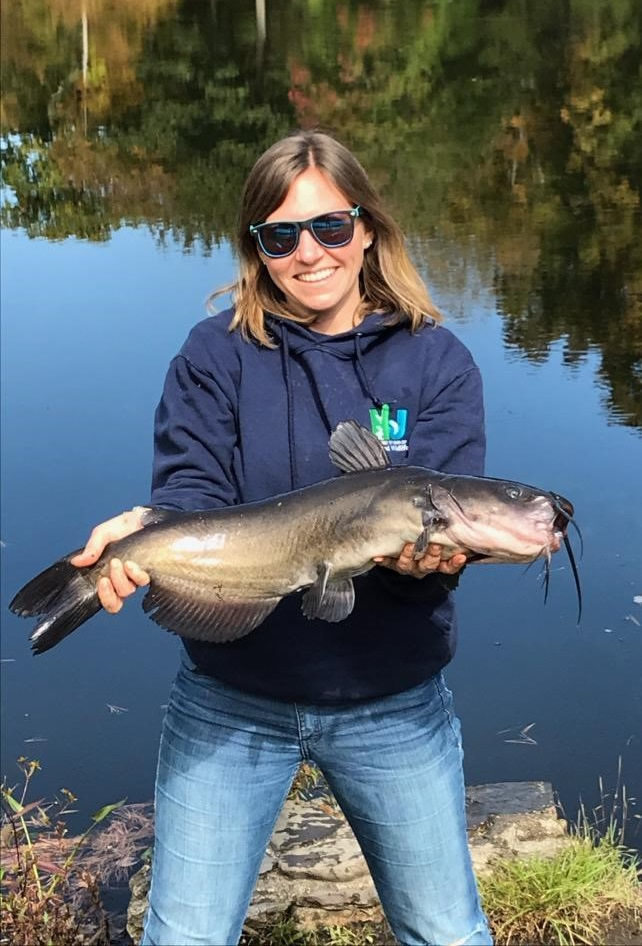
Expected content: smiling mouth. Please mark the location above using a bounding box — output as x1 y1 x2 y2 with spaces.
295 268 336 283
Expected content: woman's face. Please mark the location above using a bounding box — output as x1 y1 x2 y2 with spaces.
259 167 372 333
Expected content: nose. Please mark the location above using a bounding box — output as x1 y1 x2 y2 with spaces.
295 229 324 264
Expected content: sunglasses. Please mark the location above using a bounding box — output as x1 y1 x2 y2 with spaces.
249 206 362 258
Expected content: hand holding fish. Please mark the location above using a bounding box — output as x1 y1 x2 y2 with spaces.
373 543 467 577
70 507 150 613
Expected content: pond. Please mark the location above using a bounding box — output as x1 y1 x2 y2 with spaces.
1 0 641 855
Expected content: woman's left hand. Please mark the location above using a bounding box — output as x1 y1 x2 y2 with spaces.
373 543 467 579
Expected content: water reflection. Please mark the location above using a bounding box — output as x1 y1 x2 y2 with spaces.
1 0 641 428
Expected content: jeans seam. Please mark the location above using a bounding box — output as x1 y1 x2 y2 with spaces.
293 703 311 760
447 921 490 945
434 674 461 745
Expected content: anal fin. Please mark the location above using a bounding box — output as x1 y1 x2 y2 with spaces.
142 581 281 643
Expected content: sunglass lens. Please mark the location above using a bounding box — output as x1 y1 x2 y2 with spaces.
259 223 298 257
312 212 353 247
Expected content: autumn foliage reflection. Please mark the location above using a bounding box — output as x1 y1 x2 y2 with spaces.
1 0 640 428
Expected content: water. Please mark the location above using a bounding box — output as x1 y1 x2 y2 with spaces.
2 0 641 850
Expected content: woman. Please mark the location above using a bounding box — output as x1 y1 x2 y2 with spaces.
72 131 492 946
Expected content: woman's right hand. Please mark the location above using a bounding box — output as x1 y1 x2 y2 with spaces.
70 507 151 614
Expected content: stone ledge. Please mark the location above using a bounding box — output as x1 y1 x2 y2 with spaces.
127 781 569 942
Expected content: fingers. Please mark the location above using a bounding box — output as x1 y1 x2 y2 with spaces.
374 544 426 577
97 576 124 614
373 544 415 573
373 544 468 579
109 558 137 598
70 508 145 567
124 560 151 587
96 559 150 613
396 543 442 575
437 553 468 575
69 508 149 615
70 533 107 567
394 543 417 572
416 543 444 574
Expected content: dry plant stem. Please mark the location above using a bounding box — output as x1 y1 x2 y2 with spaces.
1 760 121 946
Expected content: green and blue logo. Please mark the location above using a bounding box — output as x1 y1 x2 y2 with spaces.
369 404 408 452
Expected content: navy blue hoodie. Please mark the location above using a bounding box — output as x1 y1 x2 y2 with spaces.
150 308 485 702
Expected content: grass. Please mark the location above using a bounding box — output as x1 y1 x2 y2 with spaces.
476 759 641 946
288 762 328 801
241 914 384 946
478 828 641 945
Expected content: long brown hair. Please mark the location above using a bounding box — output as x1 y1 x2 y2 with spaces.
210 130 442 345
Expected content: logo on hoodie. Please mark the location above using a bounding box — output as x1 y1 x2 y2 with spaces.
369 404 408 453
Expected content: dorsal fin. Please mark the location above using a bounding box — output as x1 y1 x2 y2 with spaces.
329 420 390 474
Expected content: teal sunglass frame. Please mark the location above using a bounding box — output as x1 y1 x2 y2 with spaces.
249 206 362 258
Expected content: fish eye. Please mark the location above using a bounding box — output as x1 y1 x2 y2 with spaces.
505 485 523 500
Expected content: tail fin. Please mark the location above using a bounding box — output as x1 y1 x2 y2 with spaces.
10 555 101 654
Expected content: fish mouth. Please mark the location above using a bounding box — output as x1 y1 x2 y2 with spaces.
552 493 574 536
545 491 583 622
549 506 572 553
549 492 582 554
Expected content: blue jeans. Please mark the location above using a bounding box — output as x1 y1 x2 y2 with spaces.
142 655 492 946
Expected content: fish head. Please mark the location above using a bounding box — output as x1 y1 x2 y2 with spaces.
421 475 574 563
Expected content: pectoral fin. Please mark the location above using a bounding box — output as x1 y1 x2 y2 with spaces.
301 564 355 622
142 581 281 642
413 528 432 559
413 510 448 559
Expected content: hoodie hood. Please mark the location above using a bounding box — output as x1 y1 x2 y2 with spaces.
266 310 409 355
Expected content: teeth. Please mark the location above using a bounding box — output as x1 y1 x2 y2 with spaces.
296 268 335 283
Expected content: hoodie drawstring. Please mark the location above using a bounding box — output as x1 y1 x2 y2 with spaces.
278 323 388 490
280 331 299 490
354 333 384 408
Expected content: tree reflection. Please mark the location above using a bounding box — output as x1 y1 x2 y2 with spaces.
1 0 640 428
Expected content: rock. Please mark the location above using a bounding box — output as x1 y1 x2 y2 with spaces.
290 904 383 930
466 781 570 874
270 797 372 882
126 781 570 943
466 780 557 829
126 863 151 942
